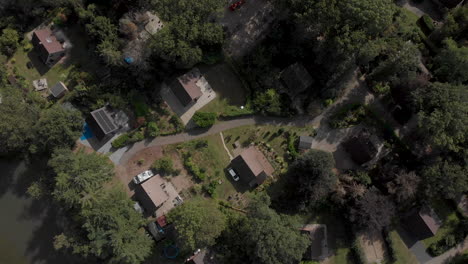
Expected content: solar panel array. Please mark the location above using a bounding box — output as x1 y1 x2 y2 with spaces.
92 109 117 134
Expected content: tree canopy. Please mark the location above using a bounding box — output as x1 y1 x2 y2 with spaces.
422 159 468 200
0 86 38 155
149 0 224 67
412 82 468 153
284 149 337 210
348 188 396 230
218 194 309 264
433 38 468 84
0 27 19 56
167 198 226 252
49 149 153 263
32 106 83 153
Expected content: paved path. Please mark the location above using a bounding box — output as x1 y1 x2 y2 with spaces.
110 68 405 166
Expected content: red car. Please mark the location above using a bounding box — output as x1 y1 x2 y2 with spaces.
229 0 246 11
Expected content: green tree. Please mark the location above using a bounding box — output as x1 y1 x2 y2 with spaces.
422 159 468 200
85 16 118 42
253 89 282 115
348 188 396 230
151 156 174 175
412 82 468 153
433 38 468 84
0 87 39 155
285 149 337 210
32 106 83 153
192 111 216 128
49 148 114 208
240 194 309 264
50 150 153 263
150 0 224 67
0 28 19 56
167 199 226 252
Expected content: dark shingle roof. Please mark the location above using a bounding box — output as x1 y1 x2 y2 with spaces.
299 136 313 150
50 82 68 98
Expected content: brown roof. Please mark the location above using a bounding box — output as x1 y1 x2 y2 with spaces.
404 205 442 239
301 224 327 260
419 205 441 235
343 129 380 165
177 71 203 100
141 175 169 209
33 29 64 54
231 147 274 187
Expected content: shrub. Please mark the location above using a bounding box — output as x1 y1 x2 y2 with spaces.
129 131 144 142
195 140 208 149
203 181 218 197
170 114 184 132
419 14 435 33
183 153 206 181
152 156 175 175
351 239 366 264
146 122 160 137
372 82 390 94
352 170 372 185
329 104 367 128
192 112 217 128
111 133 130 148
287 133 299 160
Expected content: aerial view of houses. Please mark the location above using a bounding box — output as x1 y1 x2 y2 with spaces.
0 1 467 264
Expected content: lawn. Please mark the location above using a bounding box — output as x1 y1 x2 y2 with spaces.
422 199 462 247
299 210 355 264
166 134 237 200
388 230 418 264
198 63 251 116
223 124 315 164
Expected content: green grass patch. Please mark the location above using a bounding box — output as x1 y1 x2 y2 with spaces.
200 97 254 118
388 230 418 264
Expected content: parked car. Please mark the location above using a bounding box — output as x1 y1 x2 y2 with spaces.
227 167 240 181
147 221 166 241
133 170 154 184
133 201 144 214
229 0 246 11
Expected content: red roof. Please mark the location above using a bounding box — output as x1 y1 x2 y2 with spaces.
33 29 64 54
156 215 168 228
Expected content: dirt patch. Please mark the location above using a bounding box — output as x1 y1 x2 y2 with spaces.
165 150 194 193
358 228 389 264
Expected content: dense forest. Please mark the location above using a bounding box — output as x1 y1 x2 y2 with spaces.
0 0 467 263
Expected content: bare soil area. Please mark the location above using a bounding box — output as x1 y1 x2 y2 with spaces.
358 228 389 264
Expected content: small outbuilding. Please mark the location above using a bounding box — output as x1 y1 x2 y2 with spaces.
33 78 48 91
32 28 65 67
298 136 314 151
87 106 119 140
280 62 314 98
230 146 274 187
50 81 68 98
170 68 203 107
403 205 442 240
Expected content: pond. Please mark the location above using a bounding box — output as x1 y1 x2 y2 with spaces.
0 159 84 264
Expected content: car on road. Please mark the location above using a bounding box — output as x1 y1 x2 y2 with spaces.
133 170 155 184
227 167 240 181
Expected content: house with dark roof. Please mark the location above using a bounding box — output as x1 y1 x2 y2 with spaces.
298 136 314 151
86 106 119 140
50 81 68 98
136 174 182 217
301 224 328 261
32 28 66 67
170 68 203 107
403 205 442 240
280 62 314 99
343 129 383 166
230 146 274 188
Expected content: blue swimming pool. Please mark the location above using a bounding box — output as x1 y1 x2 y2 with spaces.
80 123 94 140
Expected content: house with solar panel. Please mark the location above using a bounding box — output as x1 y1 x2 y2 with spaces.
32 28 66 67
86 106 120 140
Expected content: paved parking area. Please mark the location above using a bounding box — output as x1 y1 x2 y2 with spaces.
219 0 276 58
161 76 216 126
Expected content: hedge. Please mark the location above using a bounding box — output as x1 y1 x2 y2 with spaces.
111 133 130 148
192 112 217 128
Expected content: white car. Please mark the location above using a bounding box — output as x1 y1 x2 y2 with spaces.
227 168 240 181
133 201 144 214
133 170 155 184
